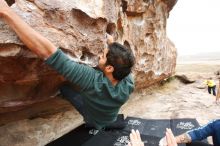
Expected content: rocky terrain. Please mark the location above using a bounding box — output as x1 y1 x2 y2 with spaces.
1 0 219 146
123 62 220 125
1 61 220 146
0 1 177 145
0 0 176 110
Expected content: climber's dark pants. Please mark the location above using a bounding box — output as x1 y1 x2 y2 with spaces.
60 84 95 128
208 85 216 96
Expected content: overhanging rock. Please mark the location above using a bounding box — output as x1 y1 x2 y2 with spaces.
0 0 177 115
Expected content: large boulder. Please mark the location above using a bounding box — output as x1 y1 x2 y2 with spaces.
0 0 177 114
0 0 177 145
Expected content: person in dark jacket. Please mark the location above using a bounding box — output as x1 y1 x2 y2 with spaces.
174 119 220 146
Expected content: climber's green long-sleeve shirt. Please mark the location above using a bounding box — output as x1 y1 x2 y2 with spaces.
45 49 134 129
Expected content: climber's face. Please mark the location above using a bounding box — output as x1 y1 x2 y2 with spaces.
98 48 108 71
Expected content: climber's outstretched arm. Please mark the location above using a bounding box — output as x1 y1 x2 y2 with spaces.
0 0 57 59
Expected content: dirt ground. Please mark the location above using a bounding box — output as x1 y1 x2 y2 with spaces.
122 61 220 127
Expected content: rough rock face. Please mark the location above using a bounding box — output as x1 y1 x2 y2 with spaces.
0 0 177 145
0 0 176 113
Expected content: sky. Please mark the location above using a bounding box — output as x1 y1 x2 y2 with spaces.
167 0 220 56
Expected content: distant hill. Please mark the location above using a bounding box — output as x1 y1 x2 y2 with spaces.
177 52 220 63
